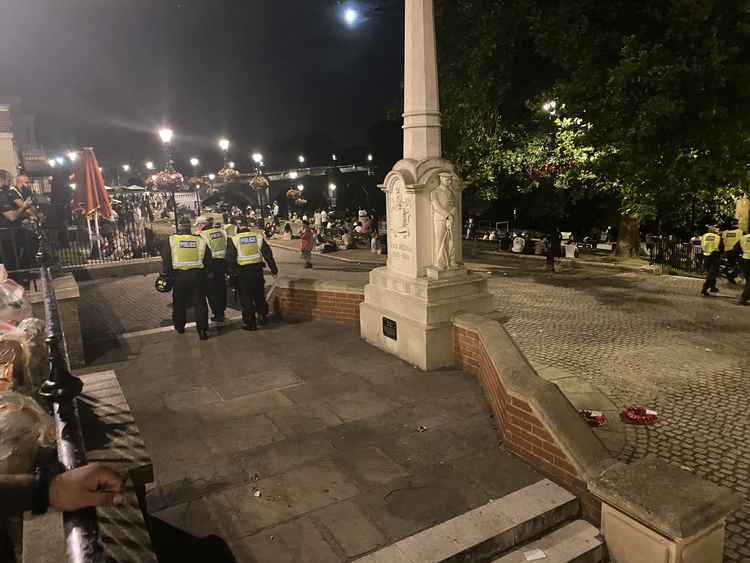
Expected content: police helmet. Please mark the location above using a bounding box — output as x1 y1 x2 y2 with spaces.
155 274 173 293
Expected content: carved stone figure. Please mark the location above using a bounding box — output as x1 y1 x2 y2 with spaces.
391 182 410 237
430 173 458 269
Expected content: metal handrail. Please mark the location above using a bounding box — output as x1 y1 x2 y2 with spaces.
36 227 104 563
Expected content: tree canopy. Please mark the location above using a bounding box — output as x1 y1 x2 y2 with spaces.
437 0 750 233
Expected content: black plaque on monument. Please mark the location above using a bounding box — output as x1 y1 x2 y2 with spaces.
383 317 397 340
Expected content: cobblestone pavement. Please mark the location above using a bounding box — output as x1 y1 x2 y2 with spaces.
80 251 750 560
487 267 750 562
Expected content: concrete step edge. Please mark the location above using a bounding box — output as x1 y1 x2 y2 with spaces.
354 478 579 563
492 520 604 563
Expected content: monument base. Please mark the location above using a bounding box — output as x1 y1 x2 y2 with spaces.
360 267 494 371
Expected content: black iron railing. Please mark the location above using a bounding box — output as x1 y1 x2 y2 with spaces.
650 239 704 275
0 221 159 274
36 228 104 563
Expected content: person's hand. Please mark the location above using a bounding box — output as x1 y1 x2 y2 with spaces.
49 463 125 512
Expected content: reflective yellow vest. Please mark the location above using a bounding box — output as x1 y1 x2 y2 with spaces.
232 231 264 266
223 223 237 239
169 234 206 270
199 228 227 259
701 232 721 255
722 228 743 252
741 234 750 260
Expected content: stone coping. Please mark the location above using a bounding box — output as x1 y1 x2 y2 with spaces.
453 313 615 482
590 456 744 541
26 272 80 303
277 277 365 295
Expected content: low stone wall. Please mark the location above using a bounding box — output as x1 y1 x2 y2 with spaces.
454 313 742 562
274 279 364 323
27 273 85 368
454 313 612 520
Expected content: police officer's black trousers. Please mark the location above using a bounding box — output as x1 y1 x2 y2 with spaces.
702 253 720 293
741 259 750 302
172 269 209 333
237 265 265 328
206 259 227 319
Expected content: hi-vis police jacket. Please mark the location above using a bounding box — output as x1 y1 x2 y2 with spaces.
162 234 212 275
225 229 279 275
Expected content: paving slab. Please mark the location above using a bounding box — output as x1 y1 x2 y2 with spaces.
85 319 543 562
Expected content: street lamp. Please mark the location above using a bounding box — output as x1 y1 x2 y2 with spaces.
252 153 263 165
55 157 64 166
289 171 298 180
190 157 200 168
298 155 306 164
344 8 359 26
297 184 305 192
332 154 338 162
367 153 374 162
159 128 174 145
48 159 57 168
228 161 235 169
122 164 131 173
145 161 155 171
208 173 216 181
219 138 230 152
67 151 78 162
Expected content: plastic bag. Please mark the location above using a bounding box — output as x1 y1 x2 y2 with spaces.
0 337 22 392
0 276 31 325
14 319 46 389
0 392 55 474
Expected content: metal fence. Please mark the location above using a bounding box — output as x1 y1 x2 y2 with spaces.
650 239 704 275
0 221 160 274
35 231 104 563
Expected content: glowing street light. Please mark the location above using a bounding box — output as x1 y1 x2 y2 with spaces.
542 100 558 115
344 8 359 26
228 161 235 169
145 161 155 170
297 184 305 192
48 159 57 168
219 138 230 152
367 153 374 162
122 164 131 172
332 154 338 161
252 153 264 164
329 183 337 191
289 171 298 180
67 151 78 162
208 173 216 181
298 155 306 164
190 157 200 167
159 128 174 145
55 157 64 165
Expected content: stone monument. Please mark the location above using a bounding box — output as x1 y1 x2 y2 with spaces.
360 0 494 370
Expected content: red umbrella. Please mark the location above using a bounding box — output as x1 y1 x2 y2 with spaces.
72 148 112 220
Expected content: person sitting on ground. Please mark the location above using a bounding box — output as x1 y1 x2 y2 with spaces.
340 228 355 250
282 222 293 241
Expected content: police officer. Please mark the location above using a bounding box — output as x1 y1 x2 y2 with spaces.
226 218 278 331
161 216 211 339
722 221 743 283
738 232 750 306
701 225 724 296
195 216 228 323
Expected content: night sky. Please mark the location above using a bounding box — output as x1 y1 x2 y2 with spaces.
0 0 404 171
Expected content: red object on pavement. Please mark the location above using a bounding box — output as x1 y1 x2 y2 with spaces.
623 406 659 425
579 410 607 427
72 149 112 220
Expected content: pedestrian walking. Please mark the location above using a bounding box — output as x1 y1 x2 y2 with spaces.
701 225 723 296
738 233 750 306
226 218 279 331
161 216 211 339
722 221 743 284
300 219 314 269
196 215 228 323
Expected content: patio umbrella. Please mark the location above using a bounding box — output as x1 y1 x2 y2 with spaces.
72 148 113 258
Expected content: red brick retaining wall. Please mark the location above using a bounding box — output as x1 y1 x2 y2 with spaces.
454 314 614 521
274 281 364 323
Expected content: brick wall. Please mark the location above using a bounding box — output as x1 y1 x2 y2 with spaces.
275 287 364 323
455 315 612 523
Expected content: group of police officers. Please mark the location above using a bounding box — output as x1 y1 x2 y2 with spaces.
700 222 750 305
160 214 278 339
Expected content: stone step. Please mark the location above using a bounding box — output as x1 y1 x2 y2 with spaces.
354 479 579 563
492 520 604 563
